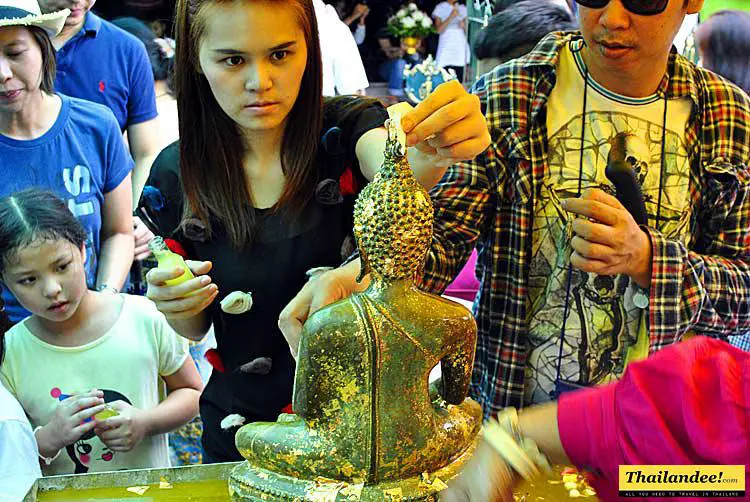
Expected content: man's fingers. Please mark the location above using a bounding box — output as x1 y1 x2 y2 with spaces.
402 79 466 133
570 251 610 274
562 198 619 226
435 136 491 163
582 187 623 208
571 218 618 246
407 94 475 147
570 236 613 261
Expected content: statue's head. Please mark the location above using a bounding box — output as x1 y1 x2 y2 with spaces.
353 118 434 282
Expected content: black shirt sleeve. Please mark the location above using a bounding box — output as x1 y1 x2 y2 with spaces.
322 96 389 179
137 141 184 240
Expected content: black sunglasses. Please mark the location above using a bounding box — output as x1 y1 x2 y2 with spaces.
575 0 669 16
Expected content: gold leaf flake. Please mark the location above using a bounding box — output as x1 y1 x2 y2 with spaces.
126 486 149 495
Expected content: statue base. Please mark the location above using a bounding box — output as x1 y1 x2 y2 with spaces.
228 437 478 501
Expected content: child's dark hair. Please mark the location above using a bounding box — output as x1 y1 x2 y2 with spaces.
0 189 87 277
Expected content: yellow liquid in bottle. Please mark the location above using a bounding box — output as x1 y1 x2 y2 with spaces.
156 251 195 286
149 236 195 287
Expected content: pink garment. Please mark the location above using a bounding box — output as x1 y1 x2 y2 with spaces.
444 249 480 302
558 337 750 502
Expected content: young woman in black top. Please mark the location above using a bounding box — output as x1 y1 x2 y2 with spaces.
141 0 490 462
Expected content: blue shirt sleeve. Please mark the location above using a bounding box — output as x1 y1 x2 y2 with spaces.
126 40 158 127
103 109 135 193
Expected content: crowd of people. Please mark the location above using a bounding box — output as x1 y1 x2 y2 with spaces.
1 0 750 500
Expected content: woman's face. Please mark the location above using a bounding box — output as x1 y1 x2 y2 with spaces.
197 1 308 137
0 26 44 115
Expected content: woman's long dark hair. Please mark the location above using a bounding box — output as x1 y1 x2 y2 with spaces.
174 0 324 250
696 10 750 95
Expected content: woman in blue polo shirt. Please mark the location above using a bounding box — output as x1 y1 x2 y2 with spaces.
0 0 133 321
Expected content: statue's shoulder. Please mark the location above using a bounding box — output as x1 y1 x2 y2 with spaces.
417 291 474 319
304 296 361 334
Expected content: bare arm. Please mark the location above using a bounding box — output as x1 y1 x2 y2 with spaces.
96 175 134 291
127 119 162 209
433 9 457 34
142 357 202 435
518 402 570 465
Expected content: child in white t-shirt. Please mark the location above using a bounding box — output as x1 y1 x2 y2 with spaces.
0 189 202 476
0 304 41 500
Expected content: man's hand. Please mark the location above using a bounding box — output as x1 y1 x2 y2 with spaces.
402 80 491 171
562 189 653 288
441 439 517 501
278 263 364 360
94 401 150 452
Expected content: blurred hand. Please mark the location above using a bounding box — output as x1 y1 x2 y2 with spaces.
562 189 652 288
146 260 219 320
94 401 149 452
402 79 491 169
133 216 154 261
353 3 369 18
278 267 361 360
442 440 517 502
36 390 105 457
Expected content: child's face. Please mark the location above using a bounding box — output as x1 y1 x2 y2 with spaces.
2 239 88 321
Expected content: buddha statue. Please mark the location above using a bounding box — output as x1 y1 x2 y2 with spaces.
229 116 482 501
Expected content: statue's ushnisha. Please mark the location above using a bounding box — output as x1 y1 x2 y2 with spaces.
229 116 482 501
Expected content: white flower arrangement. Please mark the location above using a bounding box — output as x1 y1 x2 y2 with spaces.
387 3 436 39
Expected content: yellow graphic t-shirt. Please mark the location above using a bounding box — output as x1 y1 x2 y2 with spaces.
0 294 188 475
524 40 694 403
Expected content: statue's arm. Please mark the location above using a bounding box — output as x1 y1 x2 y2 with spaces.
439 317 477 405
292 301 362 418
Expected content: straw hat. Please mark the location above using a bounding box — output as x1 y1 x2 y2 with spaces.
0 0 70 37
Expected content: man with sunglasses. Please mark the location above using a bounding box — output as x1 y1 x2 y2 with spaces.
280 0 750 460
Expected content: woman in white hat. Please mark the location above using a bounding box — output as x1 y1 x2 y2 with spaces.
0 0 134 321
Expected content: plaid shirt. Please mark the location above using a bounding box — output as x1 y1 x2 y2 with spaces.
420 32 750 415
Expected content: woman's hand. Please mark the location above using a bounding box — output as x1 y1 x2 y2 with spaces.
35 390 106 459
94 401 150 452
146 260 218 320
